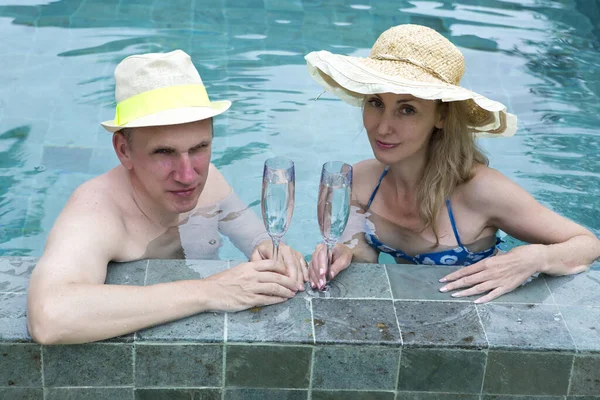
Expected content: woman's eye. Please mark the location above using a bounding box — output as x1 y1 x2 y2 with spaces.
367 98 383 108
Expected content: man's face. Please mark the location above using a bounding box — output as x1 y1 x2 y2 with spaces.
122 119 213 214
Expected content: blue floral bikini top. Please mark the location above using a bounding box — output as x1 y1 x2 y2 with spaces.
364 166 501 266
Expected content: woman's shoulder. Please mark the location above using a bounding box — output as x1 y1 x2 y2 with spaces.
353 159 387 181
459 164 520 210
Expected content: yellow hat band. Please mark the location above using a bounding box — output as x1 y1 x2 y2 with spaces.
114 84 213 126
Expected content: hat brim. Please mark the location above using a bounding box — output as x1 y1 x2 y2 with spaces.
101 100 232 133
305 51 517 138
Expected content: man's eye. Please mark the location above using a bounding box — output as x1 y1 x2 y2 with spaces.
400 106 415 115
154 149 173 155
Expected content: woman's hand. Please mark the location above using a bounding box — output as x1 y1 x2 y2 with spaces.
438 244 546 303
251 241 308 291
308 243 353 290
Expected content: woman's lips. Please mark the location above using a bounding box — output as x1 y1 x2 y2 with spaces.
375 140 400 150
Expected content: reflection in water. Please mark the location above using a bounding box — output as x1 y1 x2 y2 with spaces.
0 0 598 258
141 191 270 260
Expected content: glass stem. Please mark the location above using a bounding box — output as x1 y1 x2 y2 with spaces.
272 239 280 264
325 242 334 281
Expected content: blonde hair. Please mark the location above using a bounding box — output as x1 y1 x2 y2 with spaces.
419 100 488 244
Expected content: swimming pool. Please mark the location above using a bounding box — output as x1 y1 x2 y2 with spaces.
0 0 598 261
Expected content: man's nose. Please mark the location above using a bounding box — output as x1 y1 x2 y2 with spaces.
173 154 195 184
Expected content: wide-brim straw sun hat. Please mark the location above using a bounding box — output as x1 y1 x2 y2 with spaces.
305 24 517 138
101 50 231 133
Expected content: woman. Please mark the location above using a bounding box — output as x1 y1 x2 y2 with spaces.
305 24 600 303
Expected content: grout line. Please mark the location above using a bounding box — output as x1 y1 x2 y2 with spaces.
475 304 490 396
384 265 403 346
542 274 559 306
566 347 577 396
40 344 46 400
308 298 316 345
307 344 315 400
222 311 228 400
143 259 149 286
394 346 402 396
131 341 136 395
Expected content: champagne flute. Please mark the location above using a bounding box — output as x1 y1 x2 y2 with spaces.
261 157 295 263
317 161 352 291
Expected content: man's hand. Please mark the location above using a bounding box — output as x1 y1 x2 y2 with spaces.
250 240 308 291
308 243 352 290
203 259 299 312
439 245 543 303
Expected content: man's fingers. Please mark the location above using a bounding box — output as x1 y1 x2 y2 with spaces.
258 271 298 293
253 295 289 307
300 256 309 283
257 282 296 298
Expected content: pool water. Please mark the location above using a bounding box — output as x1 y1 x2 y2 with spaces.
0 0 598 261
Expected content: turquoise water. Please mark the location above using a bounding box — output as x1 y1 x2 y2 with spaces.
0 0 598 261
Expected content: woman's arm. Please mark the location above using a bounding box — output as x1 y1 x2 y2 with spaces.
439 166 599 302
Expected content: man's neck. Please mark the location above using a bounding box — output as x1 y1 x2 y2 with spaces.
127 173 183 229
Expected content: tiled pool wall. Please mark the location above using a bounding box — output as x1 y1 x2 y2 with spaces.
1 257 599 399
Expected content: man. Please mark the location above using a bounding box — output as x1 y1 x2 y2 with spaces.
27 50 308 344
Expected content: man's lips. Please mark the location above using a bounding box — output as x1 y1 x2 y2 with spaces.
169 187 197 197
375 140 400 149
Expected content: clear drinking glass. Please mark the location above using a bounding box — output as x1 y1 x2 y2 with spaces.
261 157 295 262
317 161 352 291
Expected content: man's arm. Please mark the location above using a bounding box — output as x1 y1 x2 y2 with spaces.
27 186 298 344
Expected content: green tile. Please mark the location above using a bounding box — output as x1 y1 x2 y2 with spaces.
397 394 479 400
482 396 565 399
43 344 133 387
0 388 43 399
136 344 222 387
135 309 224 342
227 296 312 344
387 265 461 301
398 348 486 393
225 344 311 388
0 256 36 293
395 301 487 348
46 388 133 400
225 388 307 400
0 344 41 387
105 260 147 286
312 346 400 390
135 388 221 400
483 351 572 395
545 271 600 306
312 391 395 400
477 303 575 351
312 299 401 345
331 263 392 299
559 306 600 352
146 259 229 283
0 293 30 342
569 354 600 395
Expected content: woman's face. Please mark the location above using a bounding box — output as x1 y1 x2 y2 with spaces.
362 93 444 165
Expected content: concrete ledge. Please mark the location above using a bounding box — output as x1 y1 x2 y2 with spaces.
1 256 599 398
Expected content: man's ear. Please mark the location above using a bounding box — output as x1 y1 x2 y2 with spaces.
113 131 133 170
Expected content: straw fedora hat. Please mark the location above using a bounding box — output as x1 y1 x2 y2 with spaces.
305 24 517 138
101 50 231 133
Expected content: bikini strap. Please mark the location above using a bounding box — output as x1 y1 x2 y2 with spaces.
445 199 464 248
366 165 389 209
